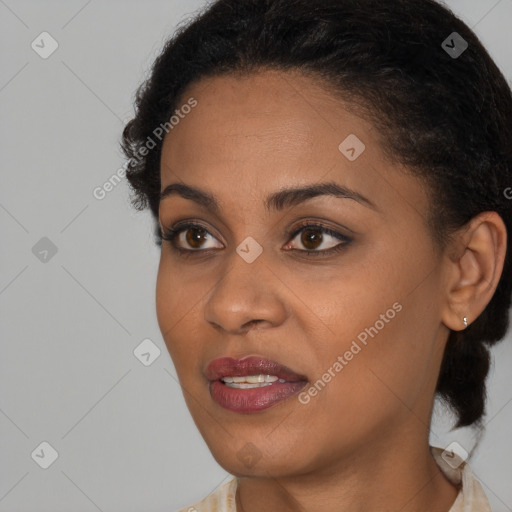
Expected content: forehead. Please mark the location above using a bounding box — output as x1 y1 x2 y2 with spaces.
159 69 430 222
164 71 348 166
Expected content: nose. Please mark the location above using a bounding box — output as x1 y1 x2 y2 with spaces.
203 248 288 335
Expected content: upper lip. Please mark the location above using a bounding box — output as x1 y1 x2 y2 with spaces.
205 355 308 382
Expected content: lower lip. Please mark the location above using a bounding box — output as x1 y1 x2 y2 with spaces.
209 380 307 413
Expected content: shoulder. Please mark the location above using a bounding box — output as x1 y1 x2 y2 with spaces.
430 446 491 512
176 477 238 512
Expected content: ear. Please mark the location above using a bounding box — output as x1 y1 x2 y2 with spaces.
441 211 507 331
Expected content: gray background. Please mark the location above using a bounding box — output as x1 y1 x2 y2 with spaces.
0 0 511 510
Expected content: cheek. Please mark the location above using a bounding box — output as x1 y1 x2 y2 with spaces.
155 252 205 323
155 258 177 335
294 242 438 413
155 254 217 387
290 306 431 459
155 256 197 361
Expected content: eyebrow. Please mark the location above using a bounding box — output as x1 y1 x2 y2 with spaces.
159 181 377 213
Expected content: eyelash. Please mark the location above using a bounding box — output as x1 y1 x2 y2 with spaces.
161 221 352 258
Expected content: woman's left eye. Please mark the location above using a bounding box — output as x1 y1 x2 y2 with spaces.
285 224 351 255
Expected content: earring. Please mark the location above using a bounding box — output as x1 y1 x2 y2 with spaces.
463 317 468 328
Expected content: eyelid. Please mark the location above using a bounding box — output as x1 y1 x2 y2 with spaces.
286 220 351 241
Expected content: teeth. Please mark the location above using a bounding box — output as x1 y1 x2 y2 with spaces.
225 382 274 389
222 374 279 384
221 374 282 385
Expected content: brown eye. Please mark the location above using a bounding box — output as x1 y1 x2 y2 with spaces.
286 224 350 254
186 226 208 248
161 222 224 252
301 228 324 250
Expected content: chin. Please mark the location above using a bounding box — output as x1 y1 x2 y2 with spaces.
202 431 314 479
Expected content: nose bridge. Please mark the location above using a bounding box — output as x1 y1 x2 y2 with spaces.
203 244 287 334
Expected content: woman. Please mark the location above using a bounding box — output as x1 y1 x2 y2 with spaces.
121 0 512 510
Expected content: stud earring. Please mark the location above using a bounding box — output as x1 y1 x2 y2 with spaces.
463 316 468 328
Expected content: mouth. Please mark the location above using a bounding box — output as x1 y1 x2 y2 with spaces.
205 355 308 413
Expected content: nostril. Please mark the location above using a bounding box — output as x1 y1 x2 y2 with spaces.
244 319 264 329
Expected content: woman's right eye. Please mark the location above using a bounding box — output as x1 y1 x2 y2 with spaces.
161 223 223 253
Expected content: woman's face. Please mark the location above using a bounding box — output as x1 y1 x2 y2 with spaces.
156 69 451 477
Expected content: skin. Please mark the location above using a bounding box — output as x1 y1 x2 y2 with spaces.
155 69 507 512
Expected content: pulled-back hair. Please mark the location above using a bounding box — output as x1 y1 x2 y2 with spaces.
121 0 512 427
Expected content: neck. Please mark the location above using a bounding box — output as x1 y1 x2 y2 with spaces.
235 435 459 512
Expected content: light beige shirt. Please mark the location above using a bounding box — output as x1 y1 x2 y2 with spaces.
178 446 491 512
